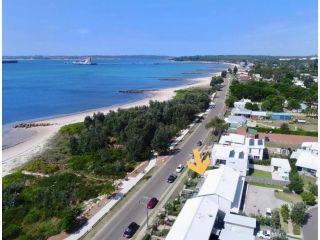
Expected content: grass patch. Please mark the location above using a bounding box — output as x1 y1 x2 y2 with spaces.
252 127 318 137
249 169 272 179
301 175 316 188
274 191 302 203
59 122 84 135
249 182 283 189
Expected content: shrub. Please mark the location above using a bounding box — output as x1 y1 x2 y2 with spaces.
280 204 290 223
293 223 301 235
309 183 318 196
290 202 306 225
23 160 59 174
142 234 151 240
288 172 304 194
271 209 281 229
252 159 271 166
301 191 316 206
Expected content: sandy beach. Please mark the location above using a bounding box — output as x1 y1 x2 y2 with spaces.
2 74 218 176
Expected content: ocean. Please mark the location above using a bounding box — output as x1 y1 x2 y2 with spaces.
3 56 228 126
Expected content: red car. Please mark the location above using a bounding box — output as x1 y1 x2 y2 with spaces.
147 197 158 209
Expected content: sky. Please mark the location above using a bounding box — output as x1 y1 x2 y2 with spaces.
3 0 318 56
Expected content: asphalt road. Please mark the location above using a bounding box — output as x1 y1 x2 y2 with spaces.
92 78 231 240
303 207 318 240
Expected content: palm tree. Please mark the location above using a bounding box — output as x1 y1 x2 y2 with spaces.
205 117 228 137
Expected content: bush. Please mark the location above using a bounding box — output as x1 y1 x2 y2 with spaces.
309 183 318 196
293 223 301 235
142 234 151 240
290 202 307 225
283 187 291 193
301 191 316 205
23 160 59 174
158 229 170 237
280 204 290 223
271 209 281 229
288 172 304 194
252 159 271 166
256 215 271 226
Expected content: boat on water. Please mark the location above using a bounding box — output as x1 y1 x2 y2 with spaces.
71 57 96 65
3 60 18 64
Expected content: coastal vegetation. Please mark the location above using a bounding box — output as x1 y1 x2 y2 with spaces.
2 87 213 240
226 79 318 112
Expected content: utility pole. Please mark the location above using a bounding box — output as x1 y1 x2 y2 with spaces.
139 196 151 229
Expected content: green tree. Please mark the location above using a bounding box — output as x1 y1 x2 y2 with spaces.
245 102 259 111
288 172 304 194
233 66 238 74
279 123 290 133
280 204 290 223
151 125 172 155
205 117 228 136
225 95 237 108
221 70 227 78
228 68 232 74
210 76 224 87
301 191 316 206
290 202 307 225
59 207 82 233
271 209 281 229
287 98 300 110
69 136 79 155
272 230 288 240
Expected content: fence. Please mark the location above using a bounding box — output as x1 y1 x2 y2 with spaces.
245 176 289 186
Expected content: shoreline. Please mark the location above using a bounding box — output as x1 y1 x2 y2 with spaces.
2 73 221 176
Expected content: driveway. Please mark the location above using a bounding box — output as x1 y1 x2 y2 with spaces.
303 207 318 240
244 185 286 216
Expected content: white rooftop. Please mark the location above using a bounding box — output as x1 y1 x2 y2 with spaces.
296 151 318 171
219 229 255 240
271 158 291 170
251 111 267 117
198 165 240 202
225 115 247 124
165 196 219 240
219 133 246 145
301 142 318 152
224 213 256 228
211 144 249 161
231 108 252 115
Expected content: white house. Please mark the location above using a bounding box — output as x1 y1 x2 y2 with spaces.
225 115 247 127
231 108 252 118
198 166 245 214
211 144 249 176
271 158 291 181
245 138 265 160
234 99 251 109
166 166 247 240
219 133 265 160
165 196 219 240
219 213 256 240
291 142 318 176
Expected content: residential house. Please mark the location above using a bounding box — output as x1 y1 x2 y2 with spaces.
198 166 245 214
291 142 318 176
225 116 247 129
165 196 219 240
245 138 265 160
234 99 251 109
251 111 267 120
271 158 291 181
219 213 256 240
211 144 249 176
231 108 252 118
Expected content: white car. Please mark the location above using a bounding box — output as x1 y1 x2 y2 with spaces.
176 164 184 173
257 230 271 239
266 208 272 218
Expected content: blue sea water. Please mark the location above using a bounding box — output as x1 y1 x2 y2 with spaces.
3 56 228 125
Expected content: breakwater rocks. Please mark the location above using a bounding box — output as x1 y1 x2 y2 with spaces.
14 122 53 128
119 89 159 94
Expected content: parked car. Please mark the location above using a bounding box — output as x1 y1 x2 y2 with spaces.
176 164 184 173
167 174 177 183
123 222 139 238
257 230 271 239
196 140 202 146
266 208 272 218
147 197 158 209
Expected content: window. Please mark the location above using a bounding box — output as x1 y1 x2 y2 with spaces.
229 150 235 158
249 139 254 146
258 139 263 145
239 151 244 159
